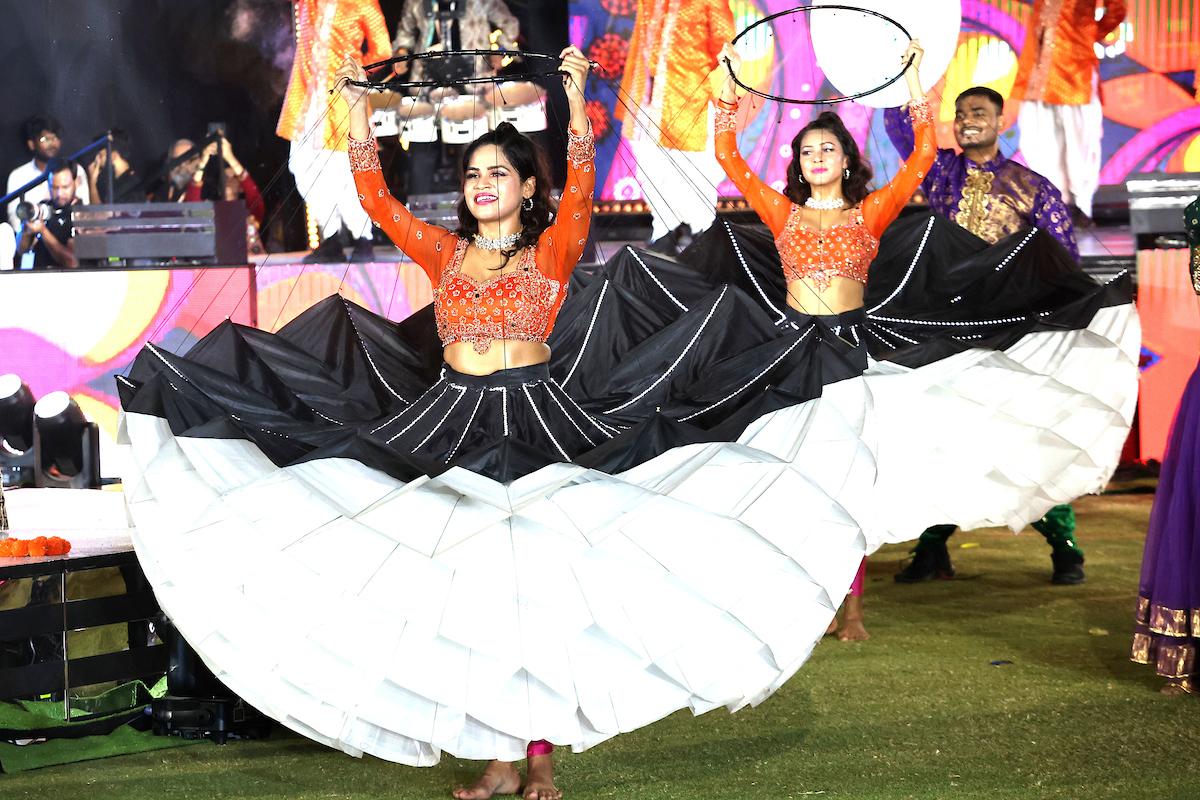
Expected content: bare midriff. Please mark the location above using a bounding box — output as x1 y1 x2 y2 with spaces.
443 340 552 376
785 277 864 316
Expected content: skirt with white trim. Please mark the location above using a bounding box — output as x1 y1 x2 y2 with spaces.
118 292 873 766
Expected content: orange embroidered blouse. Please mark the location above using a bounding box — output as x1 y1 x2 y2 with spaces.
349 129 596 353
714 99 935 290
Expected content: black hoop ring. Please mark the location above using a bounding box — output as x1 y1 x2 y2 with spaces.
728 4 914 105
347 49 591 91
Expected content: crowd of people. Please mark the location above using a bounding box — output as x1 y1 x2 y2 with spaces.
0 114 265 270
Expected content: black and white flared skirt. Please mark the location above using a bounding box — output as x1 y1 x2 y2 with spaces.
118 212 1138 765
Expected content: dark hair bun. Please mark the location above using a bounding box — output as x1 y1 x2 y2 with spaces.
493 121 520 138
814 111 846 130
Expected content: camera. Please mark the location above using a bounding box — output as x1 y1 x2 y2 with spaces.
14 200 47 223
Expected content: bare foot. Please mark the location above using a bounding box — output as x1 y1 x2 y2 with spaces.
453 761 522 800
837 617 870 641
523 753 561 800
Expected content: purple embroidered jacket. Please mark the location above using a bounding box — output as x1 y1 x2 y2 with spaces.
884 106 1079 262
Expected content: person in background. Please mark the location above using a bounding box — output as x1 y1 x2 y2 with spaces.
87 128 142 203
187 136 267 255
618 0 735 252
16 158 79 269
390 0 520 196
154 139 203 203
1010 0 1126 225
277 0 391 264
885 86 1086 586
6 114 90 230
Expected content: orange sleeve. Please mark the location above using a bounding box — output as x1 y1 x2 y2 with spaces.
537 125 596 284
1097 0 1126 40
360 3 393 64
861 98 935 239
348 135 455 283
714 105 791 236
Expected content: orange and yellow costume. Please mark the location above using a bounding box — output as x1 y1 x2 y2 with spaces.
617 0 735 241
1011 0 1126 218
1011 0 1126 106
617 0 734 152
279 0 391 244
277 0 392 152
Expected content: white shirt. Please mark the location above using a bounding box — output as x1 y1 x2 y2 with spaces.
0 221 14 270
6 159 90 230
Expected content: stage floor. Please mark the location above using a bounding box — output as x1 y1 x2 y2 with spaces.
257 221 1141 271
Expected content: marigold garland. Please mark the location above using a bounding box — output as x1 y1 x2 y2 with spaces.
0 536 72 558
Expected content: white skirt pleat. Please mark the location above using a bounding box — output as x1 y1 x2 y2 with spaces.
121 406 871 766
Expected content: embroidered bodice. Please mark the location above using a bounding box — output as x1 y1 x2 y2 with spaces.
775 205 877 290
714 97 934 291
435 239 560 353
350 124 595 352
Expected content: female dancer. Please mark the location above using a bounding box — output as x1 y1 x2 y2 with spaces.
714 39 932 640
1131 198 1200 694
337 47 592 800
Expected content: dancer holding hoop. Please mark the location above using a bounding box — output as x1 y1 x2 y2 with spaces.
336 47 591 800
712 38 931 640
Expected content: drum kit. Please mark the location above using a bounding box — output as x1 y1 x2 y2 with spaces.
369 81 548 145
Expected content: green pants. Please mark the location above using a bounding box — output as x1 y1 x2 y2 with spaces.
917 504 1081 557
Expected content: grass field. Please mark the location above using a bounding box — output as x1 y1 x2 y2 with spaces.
3 489 1197 799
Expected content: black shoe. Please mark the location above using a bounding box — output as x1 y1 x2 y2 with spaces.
1050 550 1085 585
895 540 955 583
302 237 344 264
350 237 375 263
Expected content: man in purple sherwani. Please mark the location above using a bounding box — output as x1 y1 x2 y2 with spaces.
885 85 1079 259
885 85 1087 586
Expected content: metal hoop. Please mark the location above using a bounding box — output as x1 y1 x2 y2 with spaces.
727 4 914 105
346 49 592 91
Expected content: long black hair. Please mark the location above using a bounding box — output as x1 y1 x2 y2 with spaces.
456 122 555 268
784 111 873 207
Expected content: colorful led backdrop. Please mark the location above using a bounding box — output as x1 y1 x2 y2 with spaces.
571 0 1200 200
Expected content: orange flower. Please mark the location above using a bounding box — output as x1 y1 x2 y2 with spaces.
27 537 48 557
8 539 29 557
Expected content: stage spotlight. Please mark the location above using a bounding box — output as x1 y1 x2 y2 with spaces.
33 391 101 489
0 373 36 487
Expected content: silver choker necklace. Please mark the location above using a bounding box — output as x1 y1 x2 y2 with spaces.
804 196 845 211
472 232 521 251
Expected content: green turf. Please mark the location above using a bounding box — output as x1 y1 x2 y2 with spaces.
3 491 1197 798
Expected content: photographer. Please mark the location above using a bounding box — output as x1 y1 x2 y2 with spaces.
185 135 266 255
6 114 90 230
16 158 78 269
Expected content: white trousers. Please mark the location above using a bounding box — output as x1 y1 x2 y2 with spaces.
288 140 372 240
1017 95 1104 218
630 111 724 241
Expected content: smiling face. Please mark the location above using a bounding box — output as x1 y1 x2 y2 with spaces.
463 144 534 229
954 95 1001 154
797 129 849 189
